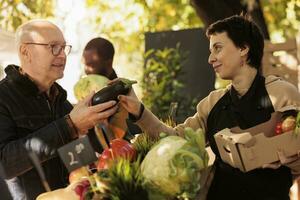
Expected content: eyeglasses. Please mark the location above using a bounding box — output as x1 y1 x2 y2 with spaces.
23 42 72 56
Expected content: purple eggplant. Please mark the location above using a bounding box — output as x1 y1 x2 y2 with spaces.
91 78 137 106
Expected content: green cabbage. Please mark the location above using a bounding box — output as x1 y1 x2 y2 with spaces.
141 128 209 200
74 74 109 101
295 111 300 136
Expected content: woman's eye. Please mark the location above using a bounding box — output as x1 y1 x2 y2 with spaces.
215 46 222 53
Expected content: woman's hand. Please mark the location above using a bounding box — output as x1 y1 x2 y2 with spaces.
118 89 142 118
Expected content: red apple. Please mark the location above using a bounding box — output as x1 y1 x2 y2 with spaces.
281 116 296 133
275 122 283 135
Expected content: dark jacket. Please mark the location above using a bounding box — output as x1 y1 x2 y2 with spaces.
0 65 76 200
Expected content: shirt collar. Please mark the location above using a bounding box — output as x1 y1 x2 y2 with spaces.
230 72 264 104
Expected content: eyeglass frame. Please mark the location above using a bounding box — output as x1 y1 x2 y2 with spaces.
23 42 72 56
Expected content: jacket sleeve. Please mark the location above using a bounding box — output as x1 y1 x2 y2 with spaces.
266 77 300 110
136 88 227 138
266 77 300 178
0 104 74 179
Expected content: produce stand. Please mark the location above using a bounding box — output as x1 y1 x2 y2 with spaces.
36 128 210 200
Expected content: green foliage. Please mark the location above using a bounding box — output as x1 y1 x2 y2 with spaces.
0 0 54 31
85 0 201 55
85 0 147 54
107 157 148 200
132 133 159 160
142 44 197 121
261 0 300 40
136 0 202 32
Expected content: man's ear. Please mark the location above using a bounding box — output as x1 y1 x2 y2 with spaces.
240 45 249 57
20 45 31 62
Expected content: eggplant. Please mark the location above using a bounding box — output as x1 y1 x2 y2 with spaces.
91 78 137 106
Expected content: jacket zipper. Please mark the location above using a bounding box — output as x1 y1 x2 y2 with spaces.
45 96 55 120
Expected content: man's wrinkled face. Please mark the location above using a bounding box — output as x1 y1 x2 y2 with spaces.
23 23 67 83
83 49 110 77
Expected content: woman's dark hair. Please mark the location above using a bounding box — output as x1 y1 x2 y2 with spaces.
206 15 264 70
83 37 114 61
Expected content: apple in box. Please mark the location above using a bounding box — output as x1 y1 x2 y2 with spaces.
275 115 297 135
214 106 300 172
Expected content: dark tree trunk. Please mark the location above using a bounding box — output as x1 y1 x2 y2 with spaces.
190 0 270 39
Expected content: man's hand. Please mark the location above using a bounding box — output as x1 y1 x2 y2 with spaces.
69 92 118 135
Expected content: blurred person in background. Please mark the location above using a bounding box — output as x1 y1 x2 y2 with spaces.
82 37 142 139
82 37 117 80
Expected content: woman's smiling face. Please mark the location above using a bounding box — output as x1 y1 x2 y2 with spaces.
208 32 246 80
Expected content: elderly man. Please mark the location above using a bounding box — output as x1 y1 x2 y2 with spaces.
0 20 117 199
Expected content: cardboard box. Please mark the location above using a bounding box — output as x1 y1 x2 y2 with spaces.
214 106 299 172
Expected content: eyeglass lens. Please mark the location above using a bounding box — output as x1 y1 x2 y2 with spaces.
52 45 71 56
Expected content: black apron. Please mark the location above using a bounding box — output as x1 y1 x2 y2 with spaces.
206 74 292 200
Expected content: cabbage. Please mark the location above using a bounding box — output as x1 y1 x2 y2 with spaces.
74 74 109 101
141 128 209 200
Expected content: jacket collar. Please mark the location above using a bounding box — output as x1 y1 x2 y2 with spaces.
5 64 67 99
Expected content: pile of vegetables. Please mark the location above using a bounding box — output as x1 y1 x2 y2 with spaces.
36 127 208 200
97 138 136 170
72 128 208 200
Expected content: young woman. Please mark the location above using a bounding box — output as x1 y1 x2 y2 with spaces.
119 15 300 200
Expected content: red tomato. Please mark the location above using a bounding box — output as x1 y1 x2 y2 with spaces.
97 148 113 170
110 138 136 160
97 139 136 171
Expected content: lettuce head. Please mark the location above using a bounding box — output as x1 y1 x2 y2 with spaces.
74 74 109 101
141 128 209 200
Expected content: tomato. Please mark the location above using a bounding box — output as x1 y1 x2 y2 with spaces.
97 139 136 171
97 148 113 170
110 139 136 160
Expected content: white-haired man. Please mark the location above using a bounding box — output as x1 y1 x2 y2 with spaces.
0 20 117 199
